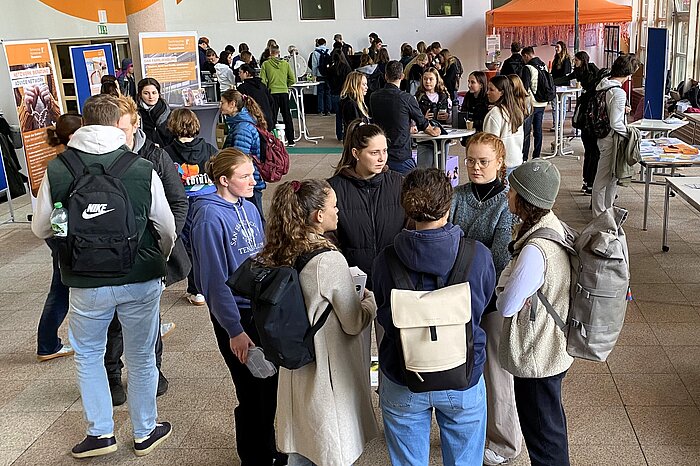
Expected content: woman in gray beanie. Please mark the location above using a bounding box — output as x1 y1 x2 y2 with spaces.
495 159 573 466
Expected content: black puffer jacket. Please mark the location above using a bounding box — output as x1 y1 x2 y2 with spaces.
327 168 405 289
138 99 174 148
134 129 190 285
237 77 276 131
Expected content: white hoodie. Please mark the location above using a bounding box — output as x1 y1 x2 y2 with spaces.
31 125 176 258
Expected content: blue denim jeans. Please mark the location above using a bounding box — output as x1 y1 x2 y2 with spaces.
68 278 162 438
380 373 487 465
317 81 332 114
522 107 544 160
416 144 438 169
387 157 417 175
37 238 69 355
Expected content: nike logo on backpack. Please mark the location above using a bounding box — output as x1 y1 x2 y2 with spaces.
82 204 115 219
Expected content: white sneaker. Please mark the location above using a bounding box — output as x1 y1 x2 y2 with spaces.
37 345 74 362
160 322 176 339
483 448 509 465
186 293 206 306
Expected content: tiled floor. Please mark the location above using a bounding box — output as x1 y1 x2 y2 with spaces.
1 115 699 465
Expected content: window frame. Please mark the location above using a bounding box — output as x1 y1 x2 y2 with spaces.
426 0 463 18
299 0 336 21
363 0 399 19
235 0 273 22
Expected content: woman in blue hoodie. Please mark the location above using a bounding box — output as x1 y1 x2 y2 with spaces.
185 148 284 466
372 168 496 465
220 89 267 222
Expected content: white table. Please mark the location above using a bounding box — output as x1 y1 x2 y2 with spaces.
289 81 324 144
544 86 583 159
412 128 475 170
662 176 700 251
629 118 689 138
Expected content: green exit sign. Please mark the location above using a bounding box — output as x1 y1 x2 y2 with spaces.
98 24 108 35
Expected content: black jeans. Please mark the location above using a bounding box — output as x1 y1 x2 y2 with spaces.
37 238 70 355
209 310 282 466
105 312 163 382
514 370 570 466
581 129 601 186
271 93 295 145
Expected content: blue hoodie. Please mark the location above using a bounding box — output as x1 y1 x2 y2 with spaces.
372 223 495 389
186 193 264 338
224 107 266 191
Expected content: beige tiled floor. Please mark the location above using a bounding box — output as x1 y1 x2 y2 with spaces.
1 115 700 465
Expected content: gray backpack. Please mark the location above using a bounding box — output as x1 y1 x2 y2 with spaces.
525 207 630 362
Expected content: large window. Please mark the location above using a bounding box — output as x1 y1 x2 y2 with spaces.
300 0 335 20
364 0 398 19
603 26 621 69
236 0 272 21
428 0 462 17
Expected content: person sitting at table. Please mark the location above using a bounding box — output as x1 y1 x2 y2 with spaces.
369 60 440 174
483 75 524 177
415 67 452 168
591 54 639 216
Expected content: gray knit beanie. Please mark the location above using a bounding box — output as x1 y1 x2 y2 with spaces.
508 159 560 210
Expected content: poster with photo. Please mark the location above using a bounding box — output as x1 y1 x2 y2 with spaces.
69 44 115 111
139 32 200 105
84 49 108 96
3 39 63 197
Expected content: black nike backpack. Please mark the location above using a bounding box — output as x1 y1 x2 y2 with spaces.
58 149 140 277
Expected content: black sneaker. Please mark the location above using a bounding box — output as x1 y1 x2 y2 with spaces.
584 187 592 195
71 434 117 458
157 372 169 397
581 183 588 192
287 141 296 147
134 422 172 457
109 380 126 407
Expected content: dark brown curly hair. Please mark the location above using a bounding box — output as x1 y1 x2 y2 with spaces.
513 192 550 242
401 168 453 222
257 179 336 267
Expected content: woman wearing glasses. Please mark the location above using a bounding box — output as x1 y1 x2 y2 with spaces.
450 132 521 466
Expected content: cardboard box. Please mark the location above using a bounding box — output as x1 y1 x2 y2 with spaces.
445 155 459 187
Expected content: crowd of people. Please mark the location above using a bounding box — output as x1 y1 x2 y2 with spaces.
29 30 643 466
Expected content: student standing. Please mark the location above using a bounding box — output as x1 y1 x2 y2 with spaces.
311 38 333 115
215 50 236 91
137 78 174 147
483 76 524 176
326 49 352 140
372 168 496 466
592 54 639 216
521 47 550 160
497 159 573 466
260 45 296 146
259 179 378 466
186 149 285 466
550 41 573 130
339 71 370 138
237 64 276 131
450 133 522 466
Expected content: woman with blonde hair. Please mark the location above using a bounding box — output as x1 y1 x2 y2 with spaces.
220 88 268 219
403 53 428 94
258 179 378 466
339 71 370 137
450 132 523 466
185 148 285 466
508 74 531 165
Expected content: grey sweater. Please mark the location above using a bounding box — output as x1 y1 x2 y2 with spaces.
450 184 514 278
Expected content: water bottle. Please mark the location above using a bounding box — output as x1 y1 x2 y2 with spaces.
50 202 68 237
275 124 286 145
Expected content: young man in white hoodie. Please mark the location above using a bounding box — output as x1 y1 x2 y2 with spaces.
31 94 176 459
591 54 638 216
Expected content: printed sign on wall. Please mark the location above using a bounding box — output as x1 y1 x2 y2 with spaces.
2 39 63 197
139 32 200 105
69 43 116 111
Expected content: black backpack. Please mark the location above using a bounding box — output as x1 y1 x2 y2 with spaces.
228 248 331 370
58 149 140 277
317 50 332 77
531 63 556 103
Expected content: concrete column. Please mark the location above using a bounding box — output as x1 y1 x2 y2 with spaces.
125 0 166 82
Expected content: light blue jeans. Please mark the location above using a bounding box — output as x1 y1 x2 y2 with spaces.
68 278 162 438
380 373 486 466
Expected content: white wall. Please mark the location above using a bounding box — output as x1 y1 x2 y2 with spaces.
163 0 491 80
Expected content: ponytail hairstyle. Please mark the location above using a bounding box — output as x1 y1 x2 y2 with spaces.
258 179 336 267
47 113 83 147
205 148 252 186
340 71 369 117
513 193 550 242
220 89 268 130
489 75 524 134
466 132 507 182
334 120 385 175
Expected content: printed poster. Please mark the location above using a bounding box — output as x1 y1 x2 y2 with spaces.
139 32 200 105
3 39 63 197
69 44 115 111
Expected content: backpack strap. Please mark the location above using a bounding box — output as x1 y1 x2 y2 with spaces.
522 227 577 256
536 290 568 331
385 245 416 291
105 151 140 178
447 237 476 286
295 247 333 350
58 149 87 179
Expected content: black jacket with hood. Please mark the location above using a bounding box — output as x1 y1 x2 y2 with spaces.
327 167 405 289
134 129 190 285
164 137 218 175
237 77 276 131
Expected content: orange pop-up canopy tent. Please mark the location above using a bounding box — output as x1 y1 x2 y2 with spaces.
486 0 632 29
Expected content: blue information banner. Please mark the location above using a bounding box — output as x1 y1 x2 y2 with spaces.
644 28 668 119
69 44 115 111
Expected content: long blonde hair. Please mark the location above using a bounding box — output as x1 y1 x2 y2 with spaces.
340 71 369 117
507 74 530 119
257 179 336 267
404 53 427 80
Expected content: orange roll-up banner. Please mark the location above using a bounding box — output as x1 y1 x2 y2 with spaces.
139 32 200 106
2 39 63 197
